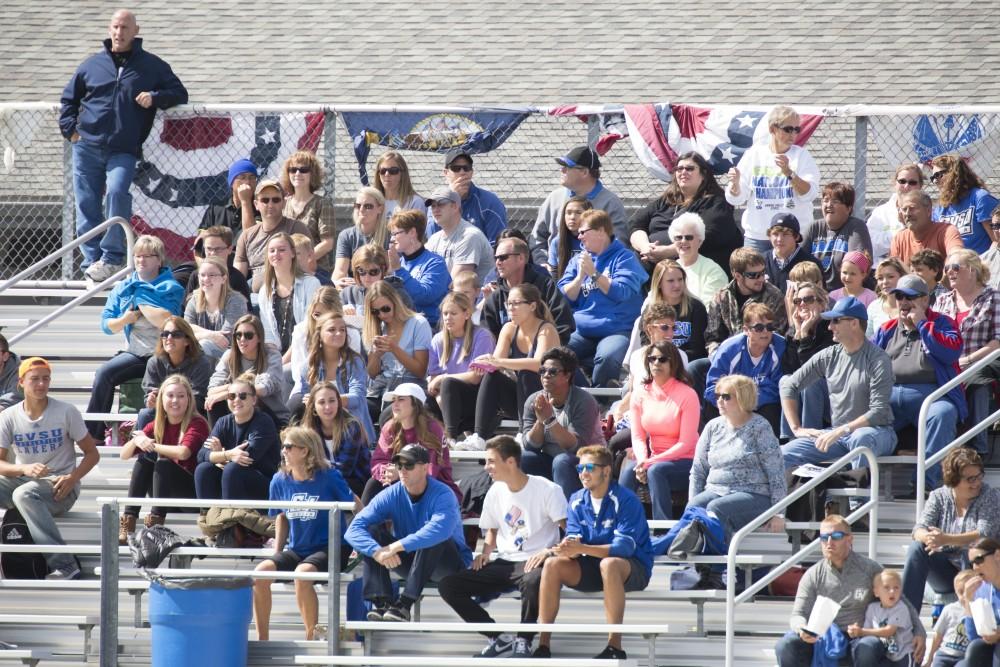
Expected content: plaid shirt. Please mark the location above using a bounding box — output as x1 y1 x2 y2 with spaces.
705 280 788 351
934 286 1000 355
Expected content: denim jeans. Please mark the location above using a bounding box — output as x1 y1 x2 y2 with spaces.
781 425 897 469
568 331 630 387
0 476 80 571
85 352 150 440
901 539 961 614
687 490 773 540
362 524 465 602
72 139 136 267
193 461 270 501
619 457 693 520
520 449 581 499
781 379 831 439
775 631 890 667
743 237 773 253
956 639 1000 666
891 384 958 489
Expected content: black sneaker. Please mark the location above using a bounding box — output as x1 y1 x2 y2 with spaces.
532 645 551 658
381 603 411 622
366 603 389 621
593 645 627 660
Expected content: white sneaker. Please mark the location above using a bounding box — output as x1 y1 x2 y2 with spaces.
464 434 487 451
45 564 81 580
84 260 124 283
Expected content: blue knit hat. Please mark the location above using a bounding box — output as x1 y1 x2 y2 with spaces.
227 159 257 188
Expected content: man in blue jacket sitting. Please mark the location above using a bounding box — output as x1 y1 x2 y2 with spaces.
534 445 653 660
345 444 472 622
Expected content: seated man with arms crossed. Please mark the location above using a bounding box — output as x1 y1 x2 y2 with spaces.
439 435 567 659
534 445 652 660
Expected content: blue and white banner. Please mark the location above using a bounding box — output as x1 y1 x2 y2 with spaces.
870 113 1000 180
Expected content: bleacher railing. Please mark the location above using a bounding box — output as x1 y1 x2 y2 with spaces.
96 496 355 667
915 345 1000 520
724 447 880 667
0 215 135 346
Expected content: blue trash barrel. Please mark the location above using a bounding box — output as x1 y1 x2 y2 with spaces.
149 577 253 667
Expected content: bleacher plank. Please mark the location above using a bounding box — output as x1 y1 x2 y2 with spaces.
294 657 632 667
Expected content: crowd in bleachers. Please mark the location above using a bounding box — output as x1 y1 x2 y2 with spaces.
10 89 1000 663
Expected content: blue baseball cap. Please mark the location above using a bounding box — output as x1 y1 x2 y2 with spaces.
821 296 868 321
227 159 258 188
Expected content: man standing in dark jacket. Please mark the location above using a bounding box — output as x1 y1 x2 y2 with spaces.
59 10 188 284
482 237 575 344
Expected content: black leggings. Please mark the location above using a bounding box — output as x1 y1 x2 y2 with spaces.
361 477 389 507
125 455 196 518
474 370 541 439
434 377 479 438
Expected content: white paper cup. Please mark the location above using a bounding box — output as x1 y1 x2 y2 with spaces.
805 595 842 637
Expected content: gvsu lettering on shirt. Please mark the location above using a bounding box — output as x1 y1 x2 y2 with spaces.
672 321 692 346
285 492 320 520
13 429 64 455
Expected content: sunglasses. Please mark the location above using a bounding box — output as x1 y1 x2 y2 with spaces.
944 263 964 272
675 164 698 173
672 234 696 242
896 178 920 186
448 164 473 173
930 171 946 183
818 531 847 542
159 330 187 339
647 354 669 364
971 549 996 567
227 391 251 401
374 305 393 314
741 270 765 280
991 223 1000 231
539 367 564 377
355 268 382 277
495 253 517 262
716 393 733 402
576 463 609 473
792 295 818 306
353 202 376 211
288 166 310 174
234 331 256 341
393 461 418 471
379 167 402 176
894 294 919 302
747 323 777 333
257 196 282 204
281 443 304 451
649 323 673 332
778 125 802 134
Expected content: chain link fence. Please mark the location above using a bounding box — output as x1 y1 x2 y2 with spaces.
2 103 999 281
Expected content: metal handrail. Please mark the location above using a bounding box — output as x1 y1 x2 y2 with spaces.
724 447 879 667
0 216 135 346
916 345 1000 519
96 496 354 667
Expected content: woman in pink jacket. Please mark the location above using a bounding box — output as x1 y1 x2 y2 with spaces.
619 340 701 519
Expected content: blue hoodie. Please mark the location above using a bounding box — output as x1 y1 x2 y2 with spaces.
566 481 653 580
100 267 184 340
557 239 647 338
396 247 451 328
346 477 472 565
59 38 188 155
704 332 786 407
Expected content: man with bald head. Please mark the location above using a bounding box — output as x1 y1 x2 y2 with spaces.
60 10 188 284
889 190 964 267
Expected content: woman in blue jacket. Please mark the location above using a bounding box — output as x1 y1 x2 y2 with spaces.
558 210 648 387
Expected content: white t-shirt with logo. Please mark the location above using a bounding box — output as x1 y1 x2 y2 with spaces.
479 475 567 562
0 398 88 477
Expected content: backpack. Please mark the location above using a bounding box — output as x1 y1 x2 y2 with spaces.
653 505 728 558
0 508 47 579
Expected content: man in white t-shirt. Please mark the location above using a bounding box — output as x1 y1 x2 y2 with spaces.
0 358 99 580
438 435 567 659
424 187 494 284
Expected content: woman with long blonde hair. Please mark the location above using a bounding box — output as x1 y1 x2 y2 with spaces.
372 151 423 220
626 259 708 363
257 232 321 361
301 382 370 496
333 187 389 288
184 256 248 361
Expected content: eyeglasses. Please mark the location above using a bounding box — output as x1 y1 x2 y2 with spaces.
159 330 187 339
577 228 597 237
281 443 304 451
234 331 256 341
944 263 964 273
646 354 669 364
353 202 376 211
257 197 282 204
203 245 229 255
740 270 765 280
818 531 847 542
672 234 696 242
379 167 402 176
374 305 393 314
227 391 251 401
389 229 406 237
716 393 733 402
896 178 920 186
394 461 418 471
355 268 382 277
971 549 997 567
288 166 310 174
506 299 527 308
675 164 698 173
747 323 777 333
495 253 517 262
576 463 609 474
448 164 473 173
778 125 802 134
539 367 564 377
792 295 818 306
963 472 986 484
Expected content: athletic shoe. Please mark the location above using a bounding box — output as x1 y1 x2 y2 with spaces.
366 604 389 621
509 637 531 658
474 634 514 658
593 645 627 660
84 260 124 283
45 564 81 580
463 433 487 451
381 603 410 622
532 645 551 658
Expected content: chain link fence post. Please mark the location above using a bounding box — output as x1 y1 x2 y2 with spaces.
322 109 337 203
854 115 869 216
61 137 75 280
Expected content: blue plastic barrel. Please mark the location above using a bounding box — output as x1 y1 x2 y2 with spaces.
149 577 253 667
